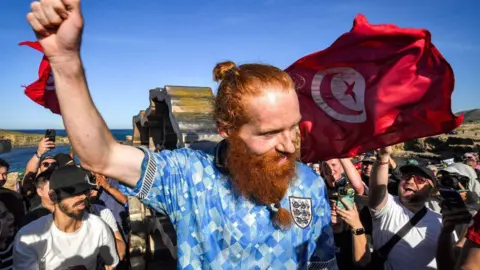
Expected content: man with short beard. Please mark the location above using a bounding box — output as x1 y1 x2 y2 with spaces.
369 146 456 270
13 166 119 269
24 1 337 268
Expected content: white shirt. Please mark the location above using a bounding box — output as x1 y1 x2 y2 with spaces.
370 194 452 270
91 204 119 233
13 213 119 270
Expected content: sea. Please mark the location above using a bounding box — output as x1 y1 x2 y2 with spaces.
0 129 132 172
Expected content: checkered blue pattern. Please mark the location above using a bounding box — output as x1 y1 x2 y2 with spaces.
123 147 337 270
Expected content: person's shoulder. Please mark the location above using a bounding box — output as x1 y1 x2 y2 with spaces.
21 207 51 227
17 214 52 241
85 212 108 224
152 147 214 166
296 162 319 177
425 207 442 221
296 162 324 183
292 162 327 197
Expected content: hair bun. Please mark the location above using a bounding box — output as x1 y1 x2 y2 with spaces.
213 61 238 82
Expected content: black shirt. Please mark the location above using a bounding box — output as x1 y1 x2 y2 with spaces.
0 238 13 270
21 205 51 227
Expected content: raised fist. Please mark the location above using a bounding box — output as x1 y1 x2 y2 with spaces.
26 0 83 63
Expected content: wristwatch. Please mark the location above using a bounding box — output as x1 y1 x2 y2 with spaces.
351 227 366 235
34 152 41 159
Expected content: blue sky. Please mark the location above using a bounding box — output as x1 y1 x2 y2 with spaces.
1 0 478 129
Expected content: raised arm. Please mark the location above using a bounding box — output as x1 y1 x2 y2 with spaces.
23 138 55 181
368 146 392 211
339 158 364 195
26 0 143 187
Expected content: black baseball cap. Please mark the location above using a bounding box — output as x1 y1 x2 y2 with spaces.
49 166 95 199
362 156 376 163
54 153 74 167
400 164 438 186
40 155 55 163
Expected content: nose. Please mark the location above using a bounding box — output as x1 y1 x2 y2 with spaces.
403 175 415 183
276 129 296 154
77 193 88 200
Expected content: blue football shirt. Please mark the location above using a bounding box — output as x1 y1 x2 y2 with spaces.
123 147 338 270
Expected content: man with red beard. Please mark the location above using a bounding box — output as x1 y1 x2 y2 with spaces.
25 1 337 269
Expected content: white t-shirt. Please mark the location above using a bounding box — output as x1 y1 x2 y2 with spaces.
91 204 119 233
13 213 119 270
371 194 453 270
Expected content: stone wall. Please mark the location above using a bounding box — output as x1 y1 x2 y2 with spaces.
132 85 222 151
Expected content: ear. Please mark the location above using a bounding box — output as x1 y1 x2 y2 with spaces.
48 190 57 203
216 121 231 139
36 187 43 197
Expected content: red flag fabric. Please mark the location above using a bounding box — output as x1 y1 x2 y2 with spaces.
19 41 61 115
286 14 463 162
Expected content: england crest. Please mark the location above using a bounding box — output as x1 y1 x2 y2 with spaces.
289 196 312 229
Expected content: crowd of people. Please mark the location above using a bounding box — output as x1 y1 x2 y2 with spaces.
0 0 479 269
2 137 480 269
0 138 130 269
306 151 480 270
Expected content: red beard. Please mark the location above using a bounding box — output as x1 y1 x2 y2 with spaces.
226 134 297 205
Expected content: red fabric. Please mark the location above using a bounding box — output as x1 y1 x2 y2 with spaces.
467 211 480 245
19 41 61 115
285 14 463 162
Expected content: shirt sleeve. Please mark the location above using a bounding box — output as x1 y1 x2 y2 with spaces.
99 221 120 267
309 175 339 270
99 207 119 232
369 194 398 220
120 147 187 218
13 232 39 270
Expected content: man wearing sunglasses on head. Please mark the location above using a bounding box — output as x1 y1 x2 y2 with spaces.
368 146 459 270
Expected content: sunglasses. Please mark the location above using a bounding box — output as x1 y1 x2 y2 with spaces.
401 173 429 184
41 162 57 168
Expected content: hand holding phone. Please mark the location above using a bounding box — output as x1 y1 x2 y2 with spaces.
439 188 467 211
45 129 56 150
440 188 472 233
337 185 355 210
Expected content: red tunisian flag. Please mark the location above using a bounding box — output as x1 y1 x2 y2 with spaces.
19 41 61 115
286 14 463 162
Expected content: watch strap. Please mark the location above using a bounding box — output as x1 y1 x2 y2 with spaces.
351 227 366 235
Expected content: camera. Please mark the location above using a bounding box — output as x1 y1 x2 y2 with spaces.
438 171 469 190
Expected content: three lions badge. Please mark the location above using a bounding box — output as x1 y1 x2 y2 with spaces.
289 197 312 229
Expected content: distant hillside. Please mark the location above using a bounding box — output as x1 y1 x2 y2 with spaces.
0 129 69 148
459 108 480 122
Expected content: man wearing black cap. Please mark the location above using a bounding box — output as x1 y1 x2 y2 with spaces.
13 166 119 270
368 146 454 270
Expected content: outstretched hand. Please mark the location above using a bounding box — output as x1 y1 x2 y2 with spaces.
27 0 83 63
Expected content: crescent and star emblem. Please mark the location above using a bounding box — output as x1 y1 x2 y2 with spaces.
310 67 367 123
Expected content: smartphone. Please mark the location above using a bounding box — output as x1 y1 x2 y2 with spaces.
336 185 355 210
439 188 467 211
45 129 56 150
